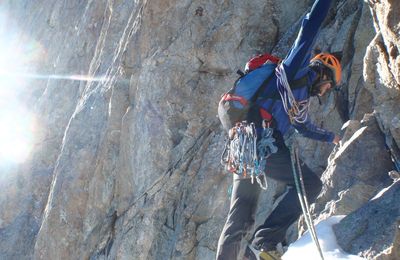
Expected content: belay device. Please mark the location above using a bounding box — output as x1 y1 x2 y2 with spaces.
221 120 277 189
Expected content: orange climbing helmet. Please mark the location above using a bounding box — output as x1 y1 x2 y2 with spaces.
310 53 342 85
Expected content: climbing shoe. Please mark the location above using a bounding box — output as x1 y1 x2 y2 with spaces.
244 244 282 260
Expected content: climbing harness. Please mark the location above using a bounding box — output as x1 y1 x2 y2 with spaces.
221 121 277 189
275 64 310 124
289 142 325 260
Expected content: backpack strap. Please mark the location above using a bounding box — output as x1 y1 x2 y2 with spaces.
236 69 245 77
257 74 309 101
290 75 309 89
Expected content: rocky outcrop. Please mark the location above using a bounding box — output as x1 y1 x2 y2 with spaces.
311 0 400 258
334 180 400 259
0 0 398 259
313 114 393 218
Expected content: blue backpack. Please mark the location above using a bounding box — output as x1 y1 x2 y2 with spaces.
218 54 280 132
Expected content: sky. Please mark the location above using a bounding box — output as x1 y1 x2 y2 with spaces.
283 216 365 260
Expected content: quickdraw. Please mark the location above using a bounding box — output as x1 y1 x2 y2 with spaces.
221 121 277 189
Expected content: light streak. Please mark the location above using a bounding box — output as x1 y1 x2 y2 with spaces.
0 71 109 82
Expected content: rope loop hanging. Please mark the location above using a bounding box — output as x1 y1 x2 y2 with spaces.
276 64 310 124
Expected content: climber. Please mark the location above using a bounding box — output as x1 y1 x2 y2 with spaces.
216 0 342 259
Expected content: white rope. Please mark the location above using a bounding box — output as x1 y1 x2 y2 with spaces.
276 64 310 124
256 172 268 190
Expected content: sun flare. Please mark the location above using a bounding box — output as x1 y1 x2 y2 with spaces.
0 110 34 163
0 9 38 165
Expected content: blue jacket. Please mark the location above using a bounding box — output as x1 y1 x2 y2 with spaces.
257 0 335 143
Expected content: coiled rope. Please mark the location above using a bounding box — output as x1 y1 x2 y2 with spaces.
276 64 310 124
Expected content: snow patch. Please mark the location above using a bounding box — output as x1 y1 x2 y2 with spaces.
283 216 365 260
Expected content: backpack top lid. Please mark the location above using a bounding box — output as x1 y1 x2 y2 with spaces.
244 54 281 73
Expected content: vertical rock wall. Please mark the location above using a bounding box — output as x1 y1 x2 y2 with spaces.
0 0 398 259
319 1 400 259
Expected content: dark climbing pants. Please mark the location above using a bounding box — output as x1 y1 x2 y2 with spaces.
216 138 322 260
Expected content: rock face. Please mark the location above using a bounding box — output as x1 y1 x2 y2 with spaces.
0 0 398 260
333 180 400 259
313 114 393 218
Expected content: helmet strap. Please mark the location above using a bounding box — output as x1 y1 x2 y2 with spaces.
317 95 322 105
